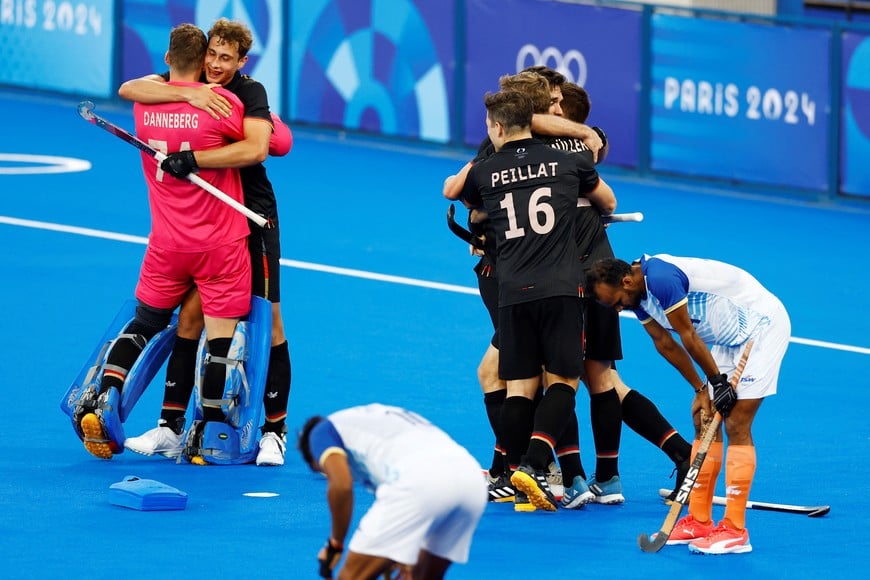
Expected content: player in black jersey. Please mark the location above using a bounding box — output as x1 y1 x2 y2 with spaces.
117 19 293 466
459 90 609 512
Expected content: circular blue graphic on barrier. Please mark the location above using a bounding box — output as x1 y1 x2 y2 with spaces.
292 0 449 142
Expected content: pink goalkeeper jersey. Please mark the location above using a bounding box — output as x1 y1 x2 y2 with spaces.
134 82 248 252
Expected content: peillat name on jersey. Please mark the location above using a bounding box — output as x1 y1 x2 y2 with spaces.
491 162 559 187
141 111 200 129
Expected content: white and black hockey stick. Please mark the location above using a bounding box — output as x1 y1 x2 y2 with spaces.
77 100 268 228
638 340 754 553
602 211 643 223
446 204 643 246
655 489 830 518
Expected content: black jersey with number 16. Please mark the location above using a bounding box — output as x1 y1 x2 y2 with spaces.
462 137 595 307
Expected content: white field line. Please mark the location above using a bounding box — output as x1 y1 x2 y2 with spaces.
4 215 869 355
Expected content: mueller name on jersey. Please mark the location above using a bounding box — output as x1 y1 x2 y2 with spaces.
141 111 200 129
491 162 559 188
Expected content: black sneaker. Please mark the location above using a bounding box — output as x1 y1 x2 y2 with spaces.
487 472 515 503
510 463 557 512
665 459 690 504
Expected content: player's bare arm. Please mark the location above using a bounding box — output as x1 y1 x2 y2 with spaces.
194 117 271 168
118 74 232 119
642 317 707 394
531 114 603 161
321 452 354 546
587 177 617 216
443 161 473 200
665 304 721 378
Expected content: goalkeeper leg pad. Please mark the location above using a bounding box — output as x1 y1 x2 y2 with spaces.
186 296 272 465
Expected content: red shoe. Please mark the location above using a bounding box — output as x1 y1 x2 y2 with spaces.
665 514 715 545
688 521 752 555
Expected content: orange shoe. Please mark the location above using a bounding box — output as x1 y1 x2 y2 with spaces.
689 521 752 555
665 514 715 545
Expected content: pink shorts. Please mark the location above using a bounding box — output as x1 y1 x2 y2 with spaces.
135 238 251 319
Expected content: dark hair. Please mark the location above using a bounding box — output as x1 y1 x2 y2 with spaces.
484 90 533 132
498 72 551 114
520 65 565 88
585 258 632 297
168 24 207 74
208 18 254 58
297 415 325 467
561 82 591 124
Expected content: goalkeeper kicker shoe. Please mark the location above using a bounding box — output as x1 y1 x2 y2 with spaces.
665 514 716 545
124 419 184 458
80 413 114 460
688 521 752 555
588 474 625 504
256 431 287 466
510 463 558 512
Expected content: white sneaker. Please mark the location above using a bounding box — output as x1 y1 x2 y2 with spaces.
256 431 286 466
124 420 184 458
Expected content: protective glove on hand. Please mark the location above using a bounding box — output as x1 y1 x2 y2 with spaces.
318 538 343 579
708 373 736 417
160 150 199 179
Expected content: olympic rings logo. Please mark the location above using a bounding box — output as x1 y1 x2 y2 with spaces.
516 44 587 86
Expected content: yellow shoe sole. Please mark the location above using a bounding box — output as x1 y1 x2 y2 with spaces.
80 413 113 460
511 470 557 512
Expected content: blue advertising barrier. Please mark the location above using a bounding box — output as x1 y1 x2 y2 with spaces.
287 0 455 143
464 0 642 168
121 0 285 113
0 0 115 97
650 14 831 191
842 32 870 197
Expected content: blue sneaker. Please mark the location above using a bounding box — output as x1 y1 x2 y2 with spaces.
561 475 595 509
587 474 625 504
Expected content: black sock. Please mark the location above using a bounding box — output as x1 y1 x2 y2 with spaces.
554 410 585 484
160 336 199 427
526 383 576 471
202 337 232 422
99 334 147 395
484 390 507 475
590 389 622 480
262 341 292 434
500 396 535 470
622 390 692 464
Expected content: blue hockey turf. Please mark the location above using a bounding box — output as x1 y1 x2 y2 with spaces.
1 91 868 578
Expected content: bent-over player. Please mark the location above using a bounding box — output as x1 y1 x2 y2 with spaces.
298 404 487 579
586 255 791 554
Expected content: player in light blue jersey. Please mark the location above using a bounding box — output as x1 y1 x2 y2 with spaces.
298 404 487 579
586 255 791 555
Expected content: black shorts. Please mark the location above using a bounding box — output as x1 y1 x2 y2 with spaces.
498 296 583 381
583 296 623 362
248 220 282 302
475 258 499 346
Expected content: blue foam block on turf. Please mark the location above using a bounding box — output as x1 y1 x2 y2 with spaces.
108 475 188 511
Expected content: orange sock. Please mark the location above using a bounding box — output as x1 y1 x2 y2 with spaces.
688 440 724 524
723 444 756 530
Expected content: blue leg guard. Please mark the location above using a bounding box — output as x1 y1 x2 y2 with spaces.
60 299 177 447
184 296 272 465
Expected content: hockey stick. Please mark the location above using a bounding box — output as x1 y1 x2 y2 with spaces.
655 489 830 517
603 211 643 223
77 100 268 228
637 340 754 553
446 205 643 246
446 204 484 249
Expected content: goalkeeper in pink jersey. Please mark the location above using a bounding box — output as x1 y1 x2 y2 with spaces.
75 24 252 459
